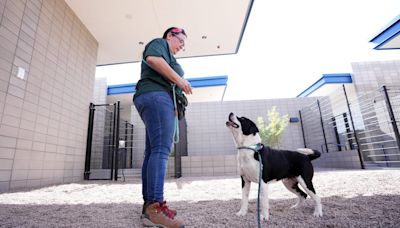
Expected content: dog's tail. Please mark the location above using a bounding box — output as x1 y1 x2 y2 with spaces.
296 148 321 161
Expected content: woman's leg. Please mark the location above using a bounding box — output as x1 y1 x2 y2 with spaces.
141 132 151 202
134 91 175 202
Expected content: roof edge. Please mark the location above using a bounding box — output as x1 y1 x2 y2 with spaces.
296 73 352 97
107 75 228 95
370 15 400 50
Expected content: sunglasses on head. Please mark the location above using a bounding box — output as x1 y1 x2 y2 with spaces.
171 27 184 34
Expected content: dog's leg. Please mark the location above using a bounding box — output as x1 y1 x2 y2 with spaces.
259 181 269 221
282 178 307 208
236 176 251 216
296 176 323 217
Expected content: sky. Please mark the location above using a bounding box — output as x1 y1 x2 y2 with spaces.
96 0 400 101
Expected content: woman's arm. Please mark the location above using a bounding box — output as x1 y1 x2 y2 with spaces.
146 56 192 94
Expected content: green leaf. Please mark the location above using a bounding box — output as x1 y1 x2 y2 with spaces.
257 106 289 148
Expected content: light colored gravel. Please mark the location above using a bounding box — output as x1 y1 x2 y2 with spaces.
0 169 399 227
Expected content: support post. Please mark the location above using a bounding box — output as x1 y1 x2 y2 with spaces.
343 113 354 150
343 84 364 169
114 101 120 181
299 110 307 148
382 85 400 151
331 116 341 151
84 103 95 180
317 100 329 153
130 124 134 168
110 104 116 180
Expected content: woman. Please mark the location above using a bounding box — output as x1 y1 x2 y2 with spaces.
133 27 192 228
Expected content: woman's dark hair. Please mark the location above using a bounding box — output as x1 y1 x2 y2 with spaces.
162 27 187 39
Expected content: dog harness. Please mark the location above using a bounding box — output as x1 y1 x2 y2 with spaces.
237 143 264 228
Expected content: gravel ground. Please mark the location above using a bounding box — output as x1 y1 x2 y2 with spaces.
0 169 399 228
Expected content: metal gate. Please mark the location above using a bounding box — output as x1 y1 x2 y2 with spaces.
84 101 135 180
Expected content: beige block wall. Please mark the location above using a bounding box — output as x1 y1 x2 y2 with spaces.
351 60 400 92
132 97 318 171
0 0 98 192
166 155 238 178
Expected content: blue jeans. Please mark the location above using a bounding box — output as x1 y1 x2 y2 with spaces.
134 91 175 202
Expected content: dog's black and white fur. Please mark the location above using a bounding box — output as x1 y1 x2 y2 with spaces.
226 112 323 220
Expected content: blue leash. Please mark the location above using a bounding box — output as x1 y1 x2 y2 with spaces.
172 84 179 144
237 143 263 228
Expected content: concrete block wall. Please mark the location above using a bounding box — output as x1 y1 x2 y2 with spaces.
166 155 237 178
0 0 98 192
312 150 362 169
131 97 318 173
351 60 400 91
181 155 237 177
93 77 107 104
186 98 318 156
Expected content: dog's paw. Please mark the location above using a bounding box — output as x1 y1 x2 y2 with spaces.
235 210 247 216
260 213 269 221
290 204 299 209
290 198 304 208
313 209 323 217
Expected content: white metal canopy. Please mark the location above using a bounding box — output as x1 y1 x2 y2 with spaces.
65 0 254 66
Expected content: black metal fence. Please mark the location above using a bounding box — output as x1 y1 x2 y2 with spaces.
84 101 135 180
300 85 400 168
84 100 189 180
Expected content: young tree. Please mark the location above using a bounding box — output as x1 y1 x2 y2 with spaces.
257 106 289 148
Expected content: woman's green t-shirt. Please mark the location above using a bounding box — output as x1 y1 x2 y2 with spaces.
133 38 184 100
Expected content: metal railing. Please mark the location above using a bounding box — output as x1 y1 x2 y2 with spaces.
299 84 400 168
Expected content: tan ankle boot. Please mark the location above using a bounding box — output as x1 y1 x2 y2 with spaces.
142 201 177 217
143 202 185 228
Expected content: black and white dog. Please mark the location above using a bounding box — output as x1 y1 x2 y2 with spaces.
226 112 323 220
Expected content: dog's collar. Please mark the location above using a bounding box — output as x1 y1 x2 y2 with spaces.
237 143 263 152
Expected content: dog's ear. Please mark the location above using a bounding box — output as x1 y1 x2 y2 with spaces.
249 121 260 135
250 124 259 135
240 117 259 136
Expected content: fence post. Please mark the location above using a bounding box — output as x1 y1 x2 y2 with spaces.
343 113 354 150
110 104 116 180
114 101 121 181
123 120 131 168
317 99 329 153
342 84 365 169
299 110 307 148
84 103 95 180
107 112 113 169
131 125 134 167
382 85 400 151
331 116 342 151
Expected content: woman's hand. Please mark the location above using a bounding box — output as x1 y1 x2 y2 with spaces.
146 56 193 94
177 78 192 94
